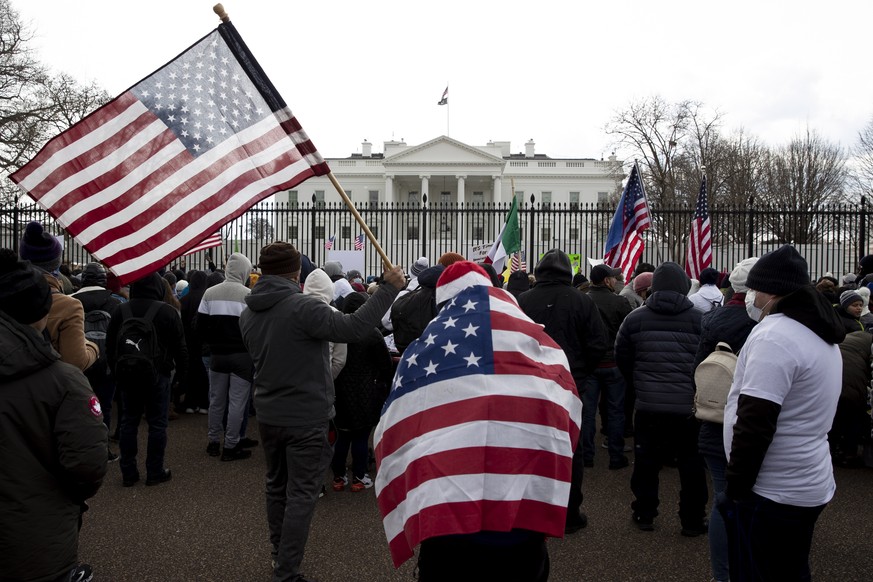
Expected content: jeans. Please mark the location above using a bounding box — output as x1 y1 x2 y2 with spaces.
582 368 626 464
207 370 251 449
331 427 372 479
630 410 707 527
718 493 825 582
417 531 549 582
704 453 729 581
119 374 171 480
260 422 332 582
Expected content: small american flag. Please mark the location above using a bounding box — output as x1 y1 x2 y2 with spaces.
325 232 336 250
685 176 712 280
374 262 581 567
354 233 365 251
510 252 527 273
10 23 329 285
184 231 222 255
603 162 651 280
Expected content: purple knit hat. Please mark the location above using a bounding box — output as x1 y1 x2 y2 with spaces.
19 222 63 272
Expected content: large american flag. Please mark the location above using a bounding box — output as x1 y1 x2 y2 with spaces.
603 162 651 280
10 23 329 285
184 231 222 256
374 262 581 567
685 176 712 279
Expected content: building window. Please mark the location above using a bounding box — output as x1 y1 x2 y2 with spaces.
314 225 325 239
287 190 298 208
472 191 484 205
597 191 608 205
287 225 298 239
341 226 351 239
472 225 485 239
570 227 579 240
369 190 379 208
515 190 523 201
407 225 419 240
408 191 419 205
369 226 379 238
344 189 352 201
315 190 325 208
569 191 580 211
541 191 552 209
542 227 551 240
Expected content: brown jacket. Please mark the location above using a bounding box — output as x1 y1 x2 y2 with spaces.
44 274 99 371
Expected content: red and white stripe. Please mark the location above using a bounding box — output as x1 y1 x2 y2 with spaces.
184 232 222 256
604 228 646 282
12 94 327 285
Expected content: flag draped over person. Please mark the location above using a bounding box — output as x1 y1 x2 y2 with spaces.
374 261 581 567
184 231 222 256
10 22 329 285
603 162 651 280
483 195 520 273
685 176 712 279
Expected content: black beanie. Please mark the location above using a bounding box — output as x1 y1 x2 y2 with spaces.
19 221 63 272
81 262 107 288
259 242 301 275
0 249 53 325
746 245 810 295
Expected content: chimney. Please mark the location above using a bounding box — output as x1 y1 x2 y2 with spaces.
525 139 535 158
362 139 372 157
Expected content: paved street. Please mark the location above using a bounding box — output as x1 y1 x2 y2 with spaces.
79 413 873 581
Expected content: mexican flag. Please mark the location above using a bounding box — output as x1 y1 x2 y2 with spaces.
484 195 520 273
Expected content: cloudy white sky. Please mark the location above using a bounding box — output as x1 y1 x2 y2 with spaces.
14 0 873 160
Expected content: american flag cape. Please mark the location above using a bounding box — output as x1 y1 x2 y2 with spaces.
10 23 329 285
603 162 651 280
374 262 581 567
685 177 712 279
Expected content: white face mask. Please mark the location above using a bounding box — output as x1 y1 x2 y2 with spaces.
745 289 763 322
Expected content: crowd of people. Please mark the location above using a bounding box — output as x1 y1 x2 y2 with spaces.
1 219 871 582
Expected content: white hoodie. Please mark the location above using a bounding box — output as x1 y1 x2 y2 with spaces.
303 269 348 381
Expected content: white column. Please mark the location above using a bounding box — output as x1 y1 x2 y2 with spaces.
385 175 394 204
420 175 429 202
456 175 466 206
493 176 503 204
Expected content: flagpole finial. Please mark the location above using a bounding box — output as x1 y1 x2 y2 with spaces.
213 3 230 22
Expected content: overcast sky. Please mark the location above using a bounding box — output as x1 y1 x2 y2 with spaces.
14 0 873 161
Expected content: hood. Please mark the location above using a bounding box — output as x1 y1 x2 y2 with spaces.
772 285 846 345
303 269 334 304
225 253 253 285
0 311 58 380
417 265 446 289
130 272 166 301
533 249 572 285
186 269 208 292
652 262 691 294
245 275 300 312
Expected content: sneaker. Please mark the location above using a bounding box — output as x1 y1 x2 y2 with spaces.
350 474 373 492
70 563 94 582
238 437 259 449
184 407 196 414
681 521 709 537
332 476 348 492
197 407 208 415
145 468 172 486
122 473 140 487
206 441 221 457
221 446 252 461
565 511 588 534
601 438 609 449
107 450 119 463
318 484 326 498
633 514 654 532
609 456 630 470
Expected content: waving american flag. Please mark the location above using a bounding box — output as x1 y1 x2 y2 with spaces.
10 23 329 285
603 162 650 280
685 176 712 279
374 261 581 567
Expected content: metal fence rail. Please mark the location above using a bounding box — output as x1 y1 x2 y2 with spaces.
1 197 868 281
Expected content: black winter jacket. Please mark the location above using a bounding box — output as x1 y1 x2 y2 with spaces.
518 249 607 381
693 294 757 458
0 312 108 582
334 327 393 430
615 262 702 415
587 284 632 363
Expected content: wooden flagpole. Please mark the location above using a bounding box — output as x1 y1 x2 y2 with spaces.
213 4 394 272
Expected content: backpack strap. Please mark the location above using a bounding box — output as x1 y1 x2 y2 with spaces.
714 342 734 353
142 301 162 323
120 302 133 321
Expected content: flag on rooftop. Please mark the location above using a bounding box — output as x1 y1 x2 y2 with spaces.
483 195 520 273
603 162 651 280
685 176 712 280
184 231 222 256
437 86 448 106
10 22 329 285
354 233 365 251
325 232 336 250
374 262 581 566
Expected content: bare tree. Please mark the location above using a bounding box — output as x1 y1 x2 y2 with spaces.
850 116 873 200
247 217 274 241
0 1 109 208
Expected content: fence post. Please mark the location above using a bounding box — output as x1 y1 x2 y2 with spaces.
421 193 428 258
310 194 317 261
528 194 536 268
860 195 867 263
12 200 19 254
747 194 755 259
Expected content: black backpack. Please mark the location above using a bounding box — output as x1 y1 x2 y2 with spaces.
113 302 164 388
391 286 437 354
83 309 112 378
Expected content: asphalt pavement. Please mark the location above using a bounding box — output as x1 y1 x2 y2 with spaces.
78 412 873 581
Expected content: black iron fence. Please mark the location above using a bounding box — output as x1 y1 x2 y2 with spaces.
1 197 869 281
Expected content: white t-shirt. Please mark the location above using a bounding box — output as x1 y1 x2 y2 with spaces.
723 313 841 507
